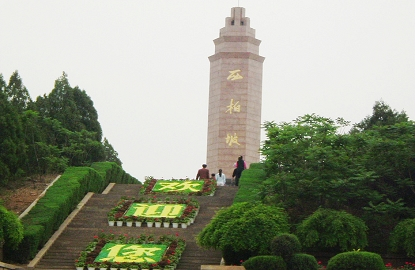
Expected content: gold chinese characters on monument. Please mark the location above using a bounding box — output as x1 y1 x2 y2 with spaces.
227 69 243 81
225 69 244 147
226 99 241 114
226 133 240 147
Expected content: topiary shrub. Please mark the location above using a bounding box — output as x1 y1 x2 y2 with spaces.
197 202 289 265
242 255 286 270
287 253 319 270
389 218 415 257
0 205 24 250
296 208 368 252
271 233 302 261
326 251 385 270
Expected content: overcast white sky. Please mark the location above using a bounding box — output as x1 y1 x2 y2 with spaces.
1 1 414 181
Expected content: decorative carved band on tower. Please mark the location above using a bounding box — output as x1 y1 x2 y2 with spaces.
206 7 265 179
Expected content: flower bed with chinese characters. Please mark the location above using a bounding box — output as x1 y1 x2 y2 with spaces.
140 178 216 196
75 232 185 269
107 196 200 228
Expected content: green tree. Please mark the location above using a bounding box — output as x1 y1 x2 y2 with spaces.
353 100 408 132
296 208 368 252
197 202 289 264
4 71 32 113
260 114 379 219
103 138 122 166
0 74 26 184
36 72 102 141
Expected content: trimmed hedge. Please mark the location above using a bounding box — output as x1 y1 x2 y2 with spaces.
233 162 266 203
242 255 286 270
271 233 302 260
326 251 385 270
4 162 138 263
287 253 319 270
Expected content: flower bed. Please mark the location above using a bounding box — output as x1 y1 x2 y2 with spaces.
140 178 216 196
107 196 200 228
75 232 185 269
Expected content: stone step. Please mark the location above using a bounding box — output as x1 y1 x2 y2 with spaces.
26 184 238 270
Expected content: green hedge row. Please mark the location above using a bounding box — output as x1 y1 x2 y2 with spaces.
233 162 265 203
4 162 138 263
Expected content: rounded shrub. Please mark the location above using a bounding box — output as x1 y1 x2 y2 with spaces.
389 218 415 257
271 233 302 260
0 205 24 250
297 208 368 252
326 251 385 270
287 253 319 270
389 219 415 257
197 202 289 265
242 255 286 270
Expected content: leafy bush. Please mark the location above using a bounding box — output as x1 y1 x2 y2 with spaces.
287 253 319 270
390 218 415 257
242 255 286 270
326 251 385 270
0 205 24 250
297 208 368 252
197 202 289 265
271 233 302 260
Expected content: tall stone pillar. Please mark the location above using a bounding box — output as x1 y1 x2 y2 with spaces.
206 7 265 179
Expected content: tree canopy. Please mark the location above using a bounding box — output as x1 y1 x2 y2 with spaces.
259 102 415 253
0 71 121 185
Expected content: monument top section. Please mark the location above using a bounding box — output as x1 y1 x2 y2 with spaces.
219 7 256 38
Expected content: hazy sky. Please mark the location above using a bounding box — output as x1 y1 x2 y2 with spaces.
1 1 414 181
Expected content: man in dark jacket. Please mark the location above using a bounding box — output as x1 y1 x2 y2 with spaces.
196 164 210 180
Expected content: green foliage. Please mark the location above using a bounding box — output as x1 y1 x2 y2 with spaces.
103 137 122 166
233 163 266 203
0 205 24 250
197 202 289 263
5 71 32 112
260 114 376 220
242 255 286 270
0 74 26 184
4 163 138 263
326 251 386 270
297 208 368 252
390 218 415 257
36 72 102 141
260 104 415 252
0 71 123 180
271 233 302 260
287 253 319 270
353 100 408 132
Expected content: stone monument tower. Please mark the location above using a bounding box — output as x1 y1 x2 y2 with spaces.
206 7 265 179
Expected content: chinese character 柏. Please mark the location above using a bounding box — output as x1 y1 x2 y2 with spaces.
226 99 241 114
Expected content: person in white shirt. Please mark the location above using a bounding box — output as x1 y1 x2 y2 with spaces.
215 169 226 186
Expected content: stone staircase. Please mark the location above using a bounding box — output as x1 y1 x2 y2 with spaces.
24 184 238 270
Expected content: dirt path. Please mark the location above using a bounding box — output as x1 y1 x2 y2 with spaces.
0 174 59 216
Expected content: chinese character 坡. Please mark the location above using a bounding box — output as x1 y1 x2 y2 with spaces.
226 133 241 146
